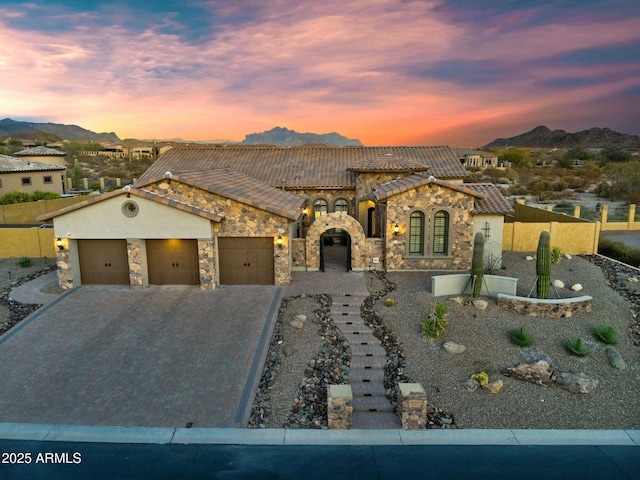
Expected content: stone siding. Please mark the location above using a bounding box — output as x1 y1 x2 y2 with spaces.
327 385 353 429
354 172 402 201
291 238 306 269
127 239 144 290
385 183 474 270
365 238 385 269
293 188 355 237
56 248 74 290
398 383 428 430
148 181 291 286
198 239 215 289
497 294 593 318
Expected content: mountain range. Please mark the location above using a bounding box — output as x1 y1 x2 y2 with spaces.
239 126 362 146
0 118 120 143
484 125 640 149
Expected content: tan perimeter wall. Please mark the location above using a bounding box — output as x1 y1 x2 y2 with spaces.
0 197 86 224
503 221 600 254
0 228 56 258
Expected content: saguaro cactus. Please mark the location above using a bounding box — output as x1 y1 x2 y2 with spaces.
471 232 485 297
536 230 551 299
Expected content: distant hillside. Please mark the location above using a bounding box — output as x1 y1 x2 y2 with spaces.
484 126 640 149
0 118 120 143
240 126 362 146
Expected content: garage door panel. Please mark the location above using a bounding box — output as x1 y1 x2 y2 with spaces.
78 239 129 285
218 237 274 285
147 239 199 285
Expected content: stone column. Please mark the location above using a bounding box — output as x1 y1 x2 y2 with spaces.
327 385 353 430
198 239 216 290
398 383 428 430
127 239 143 290
56 248 74 290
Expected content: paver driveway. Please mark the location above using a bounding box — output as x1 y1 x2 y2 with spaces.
0 285 281 428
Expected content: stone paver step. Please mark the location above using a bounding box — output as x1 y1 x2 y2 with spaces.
349 344 386 357
348 368 384 383
353 395 395 413
331 294 367 303
330 306 362 314
351 411 401 429
350 355 387 369
331 317 362 327
341 332 381 346
350 382 387 397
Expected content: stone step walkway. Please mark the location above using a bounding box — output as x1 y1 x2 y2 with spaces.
329 294 400 430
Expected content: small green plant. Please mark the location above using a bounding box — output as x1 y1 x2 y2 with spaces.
551 246 563 264
508 327 534 347
471 372 489 386
17 256 32 268
593 325 619 345
385 298 395 307
564 337 589 357
422 301 448 339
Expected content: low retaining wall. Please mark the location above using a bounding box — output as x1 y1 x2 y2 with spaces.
432 274 518 298
497 293 592 318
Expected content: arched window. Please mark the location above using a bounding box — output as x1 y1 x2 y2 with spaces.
409 211 424 254
334 198 349 213
433 211 449 254
313 198 328 219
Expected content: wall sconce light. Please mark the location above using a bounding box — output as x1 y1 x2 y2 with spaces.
393 224 400 236
277 235 284 249
302 207 309 217
57 237 64 251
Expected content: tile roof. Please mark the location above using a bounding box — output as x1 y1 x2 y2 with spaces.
14 146 67 156
137 145 467 190
464 183 514 215
0 154 66 172
371 173 485 202
138 168 305 221
37 187 225 223
347 153 430 173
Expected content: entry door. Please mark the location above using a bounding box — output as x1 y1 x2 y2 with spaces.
146 239 199 285
78 239 129 285
218 237 274 285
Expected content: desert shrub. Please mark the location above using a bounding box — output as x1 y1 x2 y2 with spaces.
470 372 489 386
508 327 534 347
30 190 61 201
598 238 640 267
551 246 563 264
564 338 589 357
385 298 395 307
17 256 32 268
422 302 448 339
593 325 619 345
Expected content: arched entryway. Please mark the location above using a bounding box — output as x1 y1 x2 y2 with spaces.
305 212 366 271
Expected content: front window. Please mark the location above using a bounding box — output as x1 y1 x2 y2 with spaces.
433 211 449 254
21 177 32 186
43 175 53 184
409 211 424 254
313 199 328 218
334 198 349 213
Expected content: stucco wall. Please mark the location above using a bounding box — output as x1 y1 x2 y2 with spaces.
472 214 505 268
0 170 65 196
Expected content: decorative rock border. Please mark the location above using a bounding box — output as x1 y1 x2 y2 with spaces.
496 293 592 318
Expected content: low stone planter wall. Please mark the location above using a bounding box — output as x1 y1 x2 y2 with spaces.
397 383 428 430
327 385 352 429
432 274 518 298
497 293 593 318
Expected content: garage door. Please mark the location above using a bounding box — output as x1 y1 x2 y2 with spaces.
218 237 274 285
78 239 129 285
146 239 199 285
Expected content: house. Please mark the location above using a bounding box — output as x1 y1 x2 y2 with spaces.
458 149 502 169
38 145 513 290
0 154 66 196
14 146 68 168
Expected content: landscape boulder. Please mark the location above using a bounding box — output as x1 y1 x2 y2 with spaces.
552 279 565 289
501 360 555 386
443 341 466 354
554 371 598 394
605 347 626 370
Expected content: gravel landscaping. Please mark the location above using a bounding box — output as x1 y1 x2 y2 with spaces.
251 252 640 429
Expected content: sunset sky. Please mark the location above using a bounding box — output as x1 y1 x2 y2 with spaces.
1 0 639 146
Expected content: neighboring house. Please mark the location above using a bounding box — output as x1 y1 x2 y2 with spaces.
39 146 513 290
0 154 66 195
458 149 502 169
14 146 68 168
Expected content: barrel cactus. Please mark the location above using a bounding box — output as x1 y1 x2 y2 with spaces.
536 230 551 299
471 232 485 297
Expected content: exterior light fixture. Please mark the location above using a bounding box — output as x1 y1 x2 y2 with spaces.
393 224 400 236
277 235 284 249
302 207 309 217
57 237 64 251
